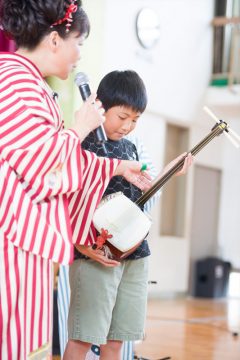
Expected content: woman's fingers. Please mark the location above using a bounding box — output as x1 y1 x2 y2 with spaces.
73 94 106 140
86 94 105 118
116 160 153 191
130 172 152 191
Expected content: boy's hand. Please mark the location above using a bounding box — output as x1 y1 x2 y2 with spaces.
175 153 193 176
75 244 120 267
161 153 193 177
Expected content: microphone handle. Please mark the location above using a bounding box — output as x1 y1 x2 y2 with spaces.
79 84 107 145
79 84 91 100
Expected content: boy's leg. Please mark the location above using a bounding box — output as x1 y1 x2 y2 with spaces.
99 259 148 359
100 340 123 360
66 259 125 357
108 257 149 342
63 339 91 360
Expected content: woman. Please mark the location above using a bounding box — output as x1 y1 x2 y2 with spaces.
0 1 151 359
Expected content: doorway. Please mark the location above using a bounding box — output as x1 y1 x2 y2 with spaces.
189 165 222 295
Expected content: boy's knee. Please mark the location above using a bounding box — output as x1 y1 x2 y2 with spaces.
102 340 123 352
63 339 91 359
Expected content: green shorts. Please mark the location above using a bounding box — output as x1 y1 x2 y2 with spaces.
68 257 149 344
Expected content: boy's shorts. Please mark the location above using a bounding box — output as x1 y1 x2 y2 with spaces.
68 257 149 344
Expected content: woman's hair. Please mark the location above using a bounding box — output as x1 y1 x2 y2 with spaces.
0 0 90 49
97 70 148 113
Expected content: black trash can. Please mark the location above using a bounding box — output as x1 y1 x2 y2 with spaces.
194 257 231 298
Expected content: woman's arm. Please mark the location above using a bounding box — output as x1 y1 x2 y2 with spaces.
0 72 106 202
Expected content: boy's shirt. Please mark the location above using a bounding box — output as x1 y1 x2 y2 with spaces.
74 131 151 261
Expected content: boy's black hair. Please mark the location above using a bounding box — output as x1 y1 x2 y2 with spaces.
97 70 147 113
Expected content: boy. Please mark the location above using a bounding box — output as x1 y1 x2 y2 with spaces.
63 70 192 360
58 134 158 359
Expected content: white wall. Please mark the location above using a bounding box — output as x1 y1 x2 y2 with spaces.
219 130 240 268
81 0 240 294
102 0 214 121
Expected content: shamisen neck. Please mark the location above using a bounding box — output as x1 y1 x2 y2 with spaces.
136 121 228 208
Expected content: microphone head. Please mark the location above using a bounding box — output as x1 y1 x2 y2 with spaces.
74 72 89 87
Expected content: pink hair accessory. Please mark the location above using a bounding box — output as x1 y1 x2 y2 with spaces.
51 1 78 32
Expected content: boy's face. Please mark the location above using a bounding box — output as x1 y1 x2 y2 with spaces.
104 105 141 141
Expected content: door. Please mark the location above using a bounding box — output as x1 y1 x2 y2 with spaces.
189 165 222 294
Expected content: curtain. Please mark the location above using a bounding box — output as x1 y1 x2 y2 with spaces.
0 30 15 51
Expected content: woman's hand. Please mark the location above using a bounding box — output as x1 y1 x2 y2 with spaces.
114 160 152 191
71 94 105 141
75 244 120 267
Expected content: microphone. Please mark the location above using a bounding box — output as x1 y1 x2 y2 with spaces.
74 72 107 146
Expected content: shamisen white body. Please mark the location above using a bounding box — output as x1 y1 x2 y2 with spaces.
93 192 152 256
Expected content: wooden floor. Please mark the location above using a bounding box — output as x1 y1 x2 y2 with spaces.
134 296 240 360
53 296 240 360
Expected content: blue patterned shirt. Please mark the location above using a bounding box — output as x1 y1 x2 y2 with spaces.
74 132 151 260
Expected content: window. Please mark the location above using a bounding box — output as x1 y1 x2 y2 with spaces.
212 0 240 86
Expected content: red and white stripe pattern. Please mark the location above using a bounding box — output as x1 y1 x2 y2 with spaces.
0 52 118 359
0 52 118 263
0 233 53 360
